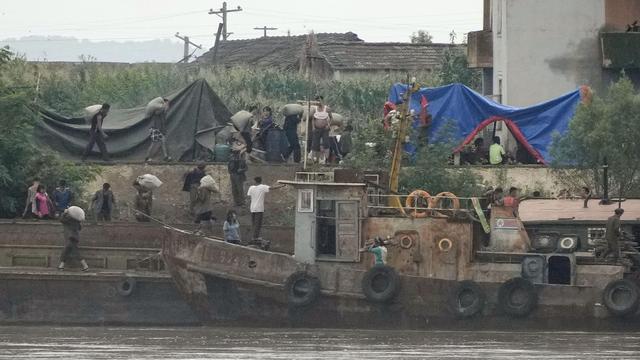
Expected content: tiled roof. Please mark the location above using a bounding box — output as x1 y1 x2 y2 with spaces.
197 32 363 69
317 42 465 71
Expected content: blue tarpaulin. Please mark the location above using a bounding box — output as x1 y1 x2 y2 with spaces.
387 83 584 163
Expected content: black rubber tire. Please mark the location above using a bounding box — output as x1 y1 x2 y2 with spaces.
285 271 321 307
361 265 400 303
497 277 537 317
448 280 485 318
117 277 137 297
603 279 640 317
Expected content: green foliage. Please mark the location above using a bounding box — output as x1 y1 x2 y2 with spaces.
438 47 481 89
0 49 99 217
550 76 640 197
399 122 483 197
410 30 433 44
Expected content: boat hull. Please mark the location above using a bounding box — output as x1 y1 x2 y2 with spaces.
162 230 640 330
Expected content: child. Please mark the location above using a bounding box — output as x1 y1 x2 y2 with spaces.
223 210 241 244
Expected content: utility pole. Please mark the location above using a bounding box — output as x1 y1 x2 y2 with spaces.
253 26 278 38
175 33 203 63
209 2 243 41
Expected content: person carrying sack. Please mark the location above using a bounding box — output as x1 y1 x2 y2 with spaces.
144 97 172 163
311 95 331 164
82 103 111 162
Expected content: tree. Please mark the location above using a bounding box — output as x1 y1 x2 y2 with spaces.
410 30 433 44
0 48 98 217
550 76 640 198
437 47 481 90
345 117 483 197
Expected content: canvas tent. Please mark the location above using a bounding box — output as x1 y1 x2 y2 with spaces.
34 79 232 161
387 83 586 163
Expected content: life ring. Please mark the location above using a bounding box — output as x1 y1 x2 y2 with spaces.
497 277 538 317
361 265 400 303
429 192 460 210
117 276 137 297
557 237 577 253
438 238 453 252
602 279 640 316
448 280 485 318
285 271 321 307
405 190 431 218
399 235 414 249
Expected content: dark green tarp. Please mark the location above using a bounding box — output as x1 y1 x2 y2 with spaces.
34 79 232 161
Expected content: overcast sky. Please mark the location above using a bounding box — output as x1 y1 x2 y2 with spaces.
0 0 482 45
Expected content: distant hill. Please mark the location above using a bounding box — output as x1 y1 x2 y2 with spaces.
0 36 189 63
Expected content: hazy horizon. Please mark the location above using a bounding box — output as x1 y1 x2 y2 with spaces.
0 0 482 62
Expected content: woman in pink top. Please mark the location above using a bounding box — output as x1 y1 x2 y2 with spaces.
34 185 51 219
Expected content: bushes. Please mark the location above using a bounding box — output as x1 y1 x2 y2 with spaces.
550 76 640 198
0 49 99 217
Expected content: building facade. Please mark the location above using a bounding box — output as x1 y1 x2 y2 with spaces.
467 0 640 153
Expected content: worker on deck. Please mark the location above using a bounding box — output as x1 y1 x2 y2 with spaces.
360 237 388 266
603 208 624 260
58 209 89 272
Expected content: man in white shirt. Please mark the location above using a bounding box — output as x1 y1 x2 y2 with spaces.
247 176 284 243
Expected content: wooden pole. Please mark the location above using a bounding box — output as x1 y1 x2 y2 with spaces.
212 23 224 63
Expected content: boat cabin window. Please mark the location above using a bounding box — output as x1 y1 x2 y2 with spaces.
316 200 336 256
548 255 571 285
315 200 360 262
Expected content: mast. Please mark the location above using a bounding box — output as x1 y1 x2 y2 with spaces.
388 76 418 214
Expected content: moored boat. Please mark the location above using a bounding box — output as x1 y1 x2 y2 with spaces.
162 173 640 329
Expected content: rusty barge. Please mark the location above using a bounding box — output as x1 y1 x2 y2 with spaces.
162 172 640 329
0 221 197 325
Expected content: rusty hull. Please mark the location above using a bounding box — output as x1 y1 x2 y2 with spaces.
163 218 634 330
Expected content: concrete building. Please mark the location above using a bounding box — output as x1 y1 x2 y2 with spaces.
467 0 640 153
469 0 640 106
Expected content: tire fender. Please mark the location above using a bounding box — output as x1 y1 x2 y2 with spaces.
285 271 321 307
117 276 137 297
361 265 400 303
448 280 485 318
497 277 537 317
603 279 640 316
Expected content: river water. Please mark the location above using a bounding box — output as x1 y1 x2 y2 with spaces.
0 326 639 359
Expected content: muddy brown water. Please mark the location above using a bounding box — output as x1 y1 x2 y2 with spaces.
0 326 639 359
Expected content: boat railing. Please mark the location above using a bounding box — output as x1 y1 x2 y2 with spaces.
294 172 335 183
366 193 481 214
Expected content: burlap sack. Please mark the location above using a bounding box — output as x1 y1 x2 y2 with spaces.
283 103 304 116
137 174 163 190
83 104 102 122
145 97 165 118
67 206 85 222
200 175 219 192
231 110 253 131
